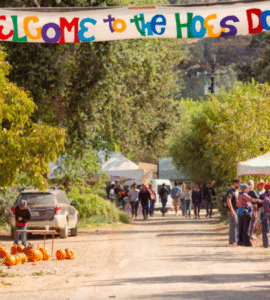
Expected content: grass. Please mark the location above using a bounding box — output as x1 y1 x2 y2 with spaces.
32 271 43 276
0 270 17 277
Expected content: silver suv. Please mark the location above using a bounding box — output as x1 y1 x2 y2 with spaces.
10 188 79 239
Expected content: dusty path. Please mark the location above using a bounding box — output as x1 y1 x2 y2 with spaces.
1 210 270 299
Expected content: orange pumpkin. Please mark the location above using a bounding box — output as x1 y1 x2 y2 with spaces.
11 245 18 255
3 255 17 266
18 245 25 253
39 247 50 261
56 249 66 260
65 248 75 259
14 254 21 265
18 253 27 264
0 245 9 258
35 249 43 261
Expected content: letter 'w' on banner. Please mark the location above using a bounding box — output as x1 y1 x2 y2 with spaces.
0 1 269 43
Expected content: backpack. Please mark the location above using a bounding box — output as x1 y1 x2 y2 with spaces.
171 186 180 199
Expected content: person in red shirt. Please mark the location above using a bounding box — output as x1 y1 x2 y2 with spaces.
14 200 31 247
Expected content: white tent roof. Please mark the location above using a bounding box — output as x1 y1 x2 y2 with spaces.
99 152 144 181
237 152 270 177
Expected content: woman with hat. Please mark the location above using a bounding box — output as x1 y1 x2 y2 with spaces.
237 183 263 246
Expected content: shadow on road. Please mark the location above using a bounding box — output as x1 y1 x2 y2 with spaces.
90 272 270 287
132 288 270 300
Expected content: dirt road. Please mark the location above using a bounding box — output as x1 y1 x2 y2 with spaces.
1 210 270 300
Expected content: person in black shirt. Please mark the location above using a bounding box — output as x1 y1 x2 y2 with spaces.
158 183 170 217
14 200 31 247
139 184 151 220
226 178 241 245
192 184 203 219
204 181 216 218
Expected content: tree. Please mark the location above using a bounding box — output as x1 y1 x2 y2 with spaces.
0 0 186 163
0 48 66 189
236 32 270 84
170 81 270 184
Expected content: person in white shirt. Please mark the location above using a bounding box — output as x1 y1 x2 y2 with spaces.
128 183 140 219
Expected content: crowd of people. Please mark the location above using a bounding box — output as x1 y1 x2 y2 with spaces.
106 180 216 220
226 178 270 248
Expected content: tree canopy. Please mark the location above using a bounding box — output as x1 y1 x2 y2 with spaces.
0 0 187 163
0 48 66 189
170 81 270 184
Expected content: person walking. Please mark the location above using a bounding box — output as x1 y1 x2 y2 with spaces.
192 183 203 219
204 181 216 218
237 183 262 247
171 182 181 216
117 185 128 211
247 180 259 240
180 183 186 217
184 184 192 218
109 182 116 204
139 184 151 220
147 182 156 217
158 183 170 217
14 200 31 247
226 178 241 245
128 183 140 219
255 179 265 234
259 183 270 248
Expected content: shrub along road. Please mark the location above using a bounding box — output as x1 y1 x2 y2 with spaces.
1 210 270 299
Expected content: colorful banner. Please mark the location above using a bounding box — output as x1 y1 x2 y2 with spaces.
0 1 269 43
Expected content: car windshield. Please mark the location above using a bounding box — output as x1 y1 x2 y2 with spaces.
17 193 55 205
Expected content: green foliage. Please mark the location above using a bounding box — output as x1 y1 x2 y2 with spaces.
118 210 132 224
170 81 270 184
0 188 17 226
68 188 131 225
236 32 270 84
0 48 66 189
0 0 186 163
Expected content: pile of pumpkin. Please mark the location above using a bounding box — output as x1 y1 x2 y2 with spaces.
0 243 75 266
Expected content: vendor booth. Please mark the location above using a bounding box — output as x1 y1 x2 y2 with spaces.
237 152 270 177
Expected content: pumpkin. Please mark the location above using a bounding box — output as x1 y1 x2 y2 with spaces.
11 245 18 255
35 249 43 261
0 245 9 258
14 254 21 265
3 255 16 266
56 249 66 260
18 253 27 264
65 248 75 259
18 245 25 253
39 247 50 261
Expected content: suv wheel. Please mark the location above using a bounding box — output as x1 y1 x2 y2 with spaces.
70 217 78 236
59 219 68 238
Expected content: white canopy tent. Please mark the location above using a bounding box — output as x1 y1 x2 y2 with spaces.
98 152 144 181
237 152 270 177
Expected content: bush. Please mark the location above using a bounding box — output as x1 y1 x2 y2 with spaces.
215 185 230 220
68 187 126 225
118 211 132 224
0 188 18 226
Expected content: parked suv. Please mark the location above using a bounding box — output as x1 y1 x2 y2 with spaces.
10 188 79 239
